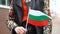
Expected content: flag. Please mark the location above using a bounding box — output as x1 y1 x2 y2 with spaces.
28 9 52 26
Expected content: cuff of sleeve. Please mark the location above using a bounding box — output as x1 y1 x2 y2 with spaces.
12 26 17 34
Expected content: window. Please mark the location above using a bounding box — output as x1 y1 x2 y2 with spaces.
25 0 31 2
0 0 11 9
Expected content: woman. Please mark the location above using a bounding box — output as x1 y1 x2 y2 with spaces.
7 0 46 34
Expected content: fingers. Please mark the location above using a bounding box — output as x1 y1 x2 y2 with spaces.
14 26 27 34
21 27 27 32
18 27 25 34
17 29 23 34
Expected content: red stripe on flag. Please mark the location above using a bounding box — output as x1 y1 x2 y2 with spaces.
28 19 48 26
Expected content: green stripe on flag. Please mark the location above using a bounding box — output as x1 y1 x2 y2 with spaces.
29 14 51 21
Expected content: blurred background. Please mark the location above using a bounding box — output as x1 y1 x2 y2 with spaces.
50 0 60 34
0 0 60 34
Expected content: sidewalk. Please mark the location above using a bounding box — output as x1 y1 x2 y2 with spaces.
52 16 60 34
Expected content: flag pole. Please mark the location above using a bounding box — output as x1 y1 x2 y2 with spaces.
25 8 29 29
24 0 30 29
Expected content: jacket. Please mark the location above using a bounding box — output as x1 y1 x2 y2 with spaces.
7 0 46 34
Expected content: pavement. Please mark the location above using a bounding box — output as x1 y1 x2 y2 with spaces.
52 15 60 34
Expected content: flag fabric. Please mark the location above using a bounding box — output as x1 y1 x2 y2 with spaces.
28 9 52 26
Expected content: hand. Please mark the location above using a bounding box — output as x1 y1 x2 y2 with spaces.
14 26 27 34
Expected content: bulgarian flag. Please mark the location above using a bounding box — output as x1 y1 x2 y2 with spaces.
28 9 52 26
